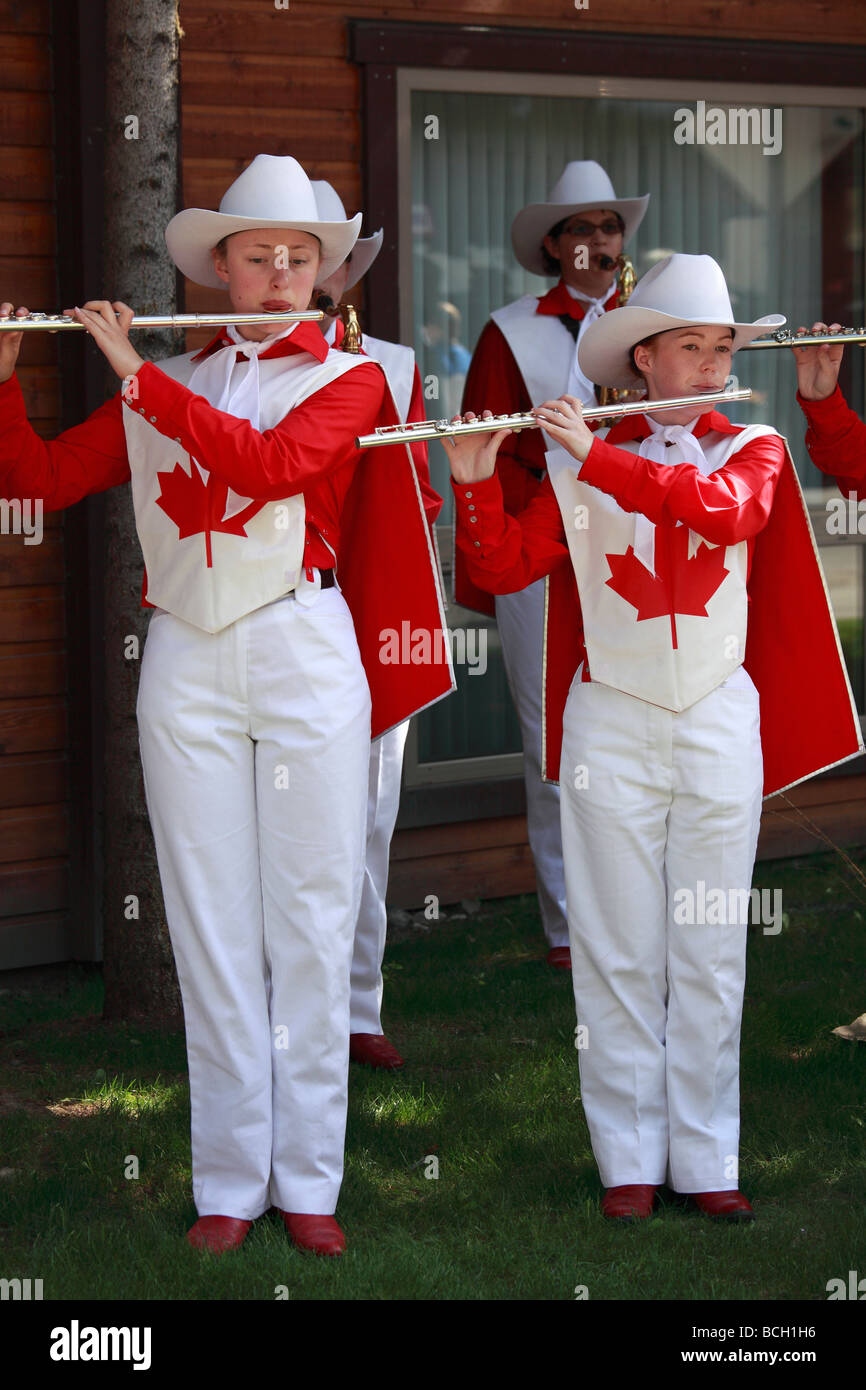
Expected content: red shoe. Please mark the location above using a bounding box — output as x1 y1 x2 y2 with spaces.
691 1190 755 1221
349 1032 404 1069
601 1185 658 1220
186 1215 252 1253
546 947 572 971
278 1211 346 1256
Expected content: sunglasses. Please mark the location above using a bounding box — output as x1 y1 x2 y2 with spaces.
561 220 623 238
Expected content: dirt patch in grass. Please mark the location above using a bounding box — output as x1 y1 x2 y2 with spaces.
45 1100 104 1120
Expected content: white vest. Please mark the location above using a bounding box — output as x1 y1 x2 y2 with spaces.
491 294 596 408
123 347 367 633
546 423 779 711
361 334 415 423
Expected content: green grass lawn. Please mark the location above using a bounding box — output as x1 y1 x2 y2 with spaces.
1 850 865 1303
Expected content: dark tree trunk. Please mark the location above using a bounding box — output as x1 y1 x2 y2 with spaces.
101 0 183 1026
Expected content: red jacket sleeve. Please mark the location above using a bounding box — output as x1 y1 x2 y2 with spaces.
462 320 547 513
798 387 866 495
127 357 387 501
0 372 130 510
451 470 569 595
575 430 786 546
406 365 443 527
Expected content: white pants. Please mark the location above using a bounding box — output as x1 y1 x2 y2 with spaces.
496 580 569 948
350 721 409 1034
136 589 371 1219
559 668 763 1192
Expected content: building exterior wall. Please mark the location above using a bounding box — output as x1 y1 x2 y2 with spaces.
0 0 74 962
2 2 865 955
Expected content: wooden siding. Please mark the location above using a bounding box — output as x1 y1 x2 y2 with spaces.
177 0 866 290
178 0 866 54
0 0 73 964
388 774 866 909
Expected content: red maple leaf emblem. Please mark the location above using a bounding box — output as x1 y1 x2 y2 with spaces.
155 463 267 567
605 523 729 649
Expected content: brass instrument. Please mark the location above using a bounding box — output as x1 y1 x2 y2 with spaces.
356 387 752 449
314 291 362 353
742 328 866 350
0 310 323 332
339 304 362 354
605 252 636 302
599 254 636 409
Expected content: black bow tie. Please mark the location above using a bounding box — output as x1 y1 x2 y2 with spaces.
557 314 580 343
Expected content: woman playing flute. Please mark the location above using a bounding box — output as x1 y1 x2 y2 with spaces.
448 254 860 1221
0 154 450 1256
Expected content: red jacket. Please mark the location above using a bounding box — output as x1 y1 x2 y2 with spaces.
330 315 442 530
798 386 866 493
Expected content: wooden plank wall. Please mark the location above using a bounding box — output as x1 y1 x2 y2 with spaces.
0 0 71 960
387 775 866 908
176 0 866 334
177 0 866 908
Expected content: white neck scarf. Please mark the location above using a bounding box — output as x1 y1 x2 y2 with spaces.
185 321 298 432
633 416 716 575
564 284 610 406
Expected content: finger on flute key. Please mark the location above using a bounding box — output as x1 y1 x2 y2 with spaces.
0 304 29 384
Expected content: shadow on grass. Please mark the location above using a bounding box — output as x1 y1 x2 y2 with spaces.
0 855 864 1298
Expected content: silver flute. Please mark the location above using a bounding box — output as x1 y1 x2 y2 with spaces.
0 310 323 332
742 328 866 350
356 387 753 449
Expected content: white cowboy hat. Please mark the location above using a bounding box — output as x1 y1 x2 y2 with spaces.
311 180 383 286
164 154 362 289
511 160 649 276
577 253 786 388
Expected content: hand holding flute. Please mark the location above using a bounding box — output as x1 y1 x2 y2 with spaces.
67 301 144 381
448 396 597 483
0 302 27 383
792 321 844 402
447 411 513 484
0 298 144 384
